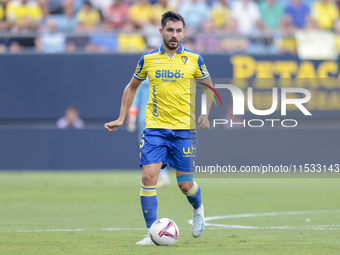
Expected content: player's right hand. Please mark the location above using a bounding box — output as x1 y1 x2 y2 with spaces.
104 119 124 132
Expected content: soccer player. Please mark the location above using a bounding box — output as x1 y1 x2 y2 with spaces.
104 11 214 245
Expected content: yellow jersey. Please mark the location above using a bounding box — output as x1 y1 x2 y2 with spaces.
6 0 42 25
312 2 339 30
133 44 210 130
76 9 100 29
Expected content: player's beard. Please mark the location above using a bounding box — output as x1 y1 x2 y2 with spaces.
164 38 180 50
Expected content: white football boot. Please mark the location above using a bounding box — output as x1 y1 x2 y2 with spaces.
191 204 204 238
135 234 154 245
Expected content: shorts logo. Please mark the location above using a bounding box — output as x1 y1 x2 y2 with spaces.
183 145 196 157
140 139 145 148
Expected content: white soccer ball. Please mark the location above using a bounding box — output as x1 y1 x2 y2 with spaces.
150 218 179 246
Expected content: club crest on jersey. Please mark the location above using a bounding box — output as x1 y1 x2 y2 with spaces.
181 56 188 64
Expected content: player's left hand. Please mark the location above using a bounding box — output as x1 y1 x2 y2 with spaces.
197 115 210 130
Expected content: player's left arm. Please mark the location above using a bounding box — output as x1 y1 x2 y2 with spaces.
197 76 214 130
104 77 142 132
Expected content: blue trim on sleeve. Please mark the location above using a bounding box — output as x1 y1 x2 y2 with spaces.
135 54 145 77
197 54 210 79
176 174 194 183
196 74 210 80
133 74 146 81
197 54 204 66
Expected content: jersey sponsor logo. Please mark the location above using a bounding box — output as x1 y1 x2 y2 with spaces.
152 86 159 117
181 56 188 64
183 145 196 157
155 70 184 79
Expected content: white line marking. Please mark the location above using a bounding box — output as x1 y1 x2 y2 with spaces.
2 210 339 233
188 209 340 230
0 227 192 233
205 224 340 230
0 228 146 233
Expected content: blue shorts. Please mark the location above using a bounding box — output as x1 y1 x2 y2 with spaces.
139 129 197 172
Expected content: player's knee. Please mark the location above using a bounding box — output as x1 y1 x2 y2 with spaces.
142 171 157 186
178 181 193 193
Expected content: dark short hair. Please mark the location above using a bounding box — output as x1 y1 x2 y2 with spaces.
161 11 185 28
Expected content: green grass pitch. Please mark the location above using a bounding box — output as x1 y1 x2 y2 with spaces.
0 171 340 254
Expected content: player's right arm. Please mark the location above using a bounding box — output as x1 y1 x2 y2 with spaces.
104 76 143 132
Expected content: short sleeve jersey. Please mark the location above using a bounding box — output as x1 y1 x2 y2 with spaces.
133 44 210 130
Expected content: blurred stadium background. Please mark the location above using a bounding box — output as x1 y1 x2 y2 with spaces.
0 0 339 170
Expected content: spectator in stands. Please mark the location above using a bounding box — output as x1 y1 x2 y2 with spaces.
210 0 231 28
181 37 195 51
118 19 146 52
88 19 118 52
104 0 130 29
35 19 66 53
90 0 111 16
129 0 155 29
304 16 320 30
177 0 210 31
6 0 43 29
219 18 250 53
48 0 74 15
0 3 4 20
247 19 277 53
143 17 162 49
195 18 220 53
66 22 90 52
36 0 48 18
0 18 21 52
76 1 100 31
312 0 339 30
231 0 261 35
57 106 85 129
152 0 174 20
285 0 310 29
336 0 340 16
274 16 296 54
333 19 340 52
259 0 284 30
46 1 77 31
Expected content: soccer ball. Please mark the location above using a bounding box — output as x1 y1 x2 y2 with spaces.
149 218 179 246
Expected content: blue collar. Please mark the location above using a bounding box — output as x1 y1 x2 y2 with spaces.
158 44 184 54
